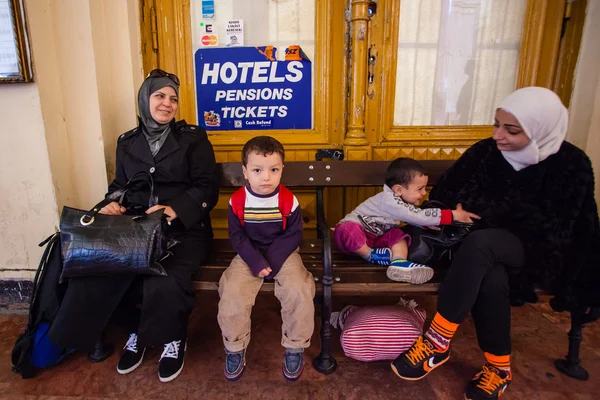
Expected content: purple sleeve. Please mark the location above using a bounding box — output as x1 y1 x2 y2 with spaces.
263 206 303 277
228 205 270 276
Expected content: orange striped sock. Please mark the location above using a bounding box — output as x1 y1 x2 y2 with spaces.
485 352 511 372
424 312 459 351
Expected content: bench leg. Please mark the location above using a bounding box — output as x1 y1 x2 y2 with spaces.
313 276 337 374
313 186 337 374
554 311 589 380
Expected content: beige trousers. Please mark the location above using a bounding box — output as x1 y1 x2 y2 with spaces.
217 251 316 352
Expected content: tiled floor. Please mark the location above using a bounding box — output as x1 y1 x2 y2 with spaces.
0 293 598 399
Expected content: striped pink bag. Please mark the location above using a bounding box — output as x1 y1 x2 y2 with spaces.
333 300 426 362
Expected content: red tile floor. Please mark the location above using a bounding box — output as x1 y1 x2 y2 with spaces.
1 293 599 399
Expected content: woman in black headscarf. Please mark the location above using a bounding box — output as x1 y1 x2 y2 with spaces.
50 70 219 383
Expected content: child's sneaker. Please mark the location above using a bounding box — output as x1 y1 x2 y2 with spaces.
386 259 434 284
224 349 246 381
464 364 512 399
391 335 450 380
368 248 392 265
117 333 146 375
282 349 304 381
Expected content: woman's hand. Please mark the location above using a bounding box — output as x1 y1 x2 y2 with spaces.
99 201 126 215
146 205 177 222
258 267 272 278
451 203 481 224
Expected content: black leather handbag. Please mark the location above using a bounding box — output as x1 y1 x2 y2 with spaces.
59 172 170 280
404 200 472 265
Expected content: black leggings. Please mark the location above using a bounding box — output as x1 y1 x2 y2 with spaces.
437 229 524 355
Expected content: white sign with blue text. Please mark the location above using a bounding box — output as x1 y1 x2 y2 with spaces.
195 46 312 130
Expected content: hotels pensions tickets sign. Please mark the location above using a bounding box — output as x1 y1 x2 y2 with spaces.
194 46 312 130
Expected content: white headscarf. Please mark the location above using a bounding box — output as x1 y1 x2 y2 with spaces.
498 87 568 171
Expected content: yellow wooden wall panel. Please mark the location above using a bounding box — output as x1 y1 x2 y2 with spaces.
214 152 229 163
399 148 414 158
386 147 401 161
441 148 455 160
372 148 386 160
295 151 311 161
426 148 441 160
413 148 427 160
345 148 369 161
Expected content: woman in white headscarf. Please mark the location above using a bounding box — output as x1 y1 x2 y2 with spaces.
391 87 600 399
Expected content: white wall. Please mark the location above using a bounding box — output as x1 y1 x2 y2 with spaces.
0 0 143 279
0 84 58 279
90 0 143 181
567 0 600 199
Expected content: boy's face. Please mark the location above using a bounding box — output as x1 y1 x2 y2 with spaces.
242 151 284 195
393 174 428 205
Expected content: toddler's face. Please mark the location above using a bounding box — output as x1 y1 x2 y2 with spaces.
242 151 284 195
395 174 428 205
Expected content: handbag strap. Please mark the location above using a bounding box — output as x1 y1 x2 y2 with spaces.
28 233 60 329
112 171 158 207
80 171 157 224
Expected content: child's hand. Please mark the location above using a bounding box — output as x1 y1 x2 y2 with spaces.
258 267 272 278
423 226 441 231
451 203 481 224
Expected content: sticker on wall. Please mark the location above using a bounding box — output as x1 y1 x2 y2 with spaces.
284 45 308 61
194 46 312 130
226 19 244 47
198 21 218 47
203 110 221 127
201 0 215 19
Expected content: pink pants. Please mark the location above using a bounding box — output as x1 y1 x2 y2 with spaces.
333 221 411 254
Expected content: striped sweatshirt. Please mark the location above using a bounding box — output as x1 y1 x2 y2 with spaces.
228 185 303 278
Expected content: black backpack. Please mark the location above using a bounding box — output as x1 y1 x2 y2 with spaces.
11 233 71 378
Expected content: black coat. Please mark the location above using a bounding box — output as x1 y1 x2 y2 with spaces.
429 138 600 310
50 120 220 349
109 119 219 234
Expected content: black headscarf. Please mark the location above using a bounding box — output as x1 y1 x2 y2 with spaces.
137 76 179 156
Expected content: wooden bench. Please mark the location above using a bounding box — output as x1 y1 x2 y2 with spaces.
197 158 597 381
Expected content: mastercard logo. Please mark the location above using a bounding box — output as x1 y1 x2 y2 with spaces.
201 35 218 46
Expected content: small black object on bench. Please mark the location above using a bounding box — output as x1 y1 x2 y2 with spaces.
198 153 597 380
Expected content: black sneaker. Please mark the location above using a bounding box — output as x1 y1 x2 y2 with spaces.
282 349 304 381
117 333 146 375
224 349 246 381
158 339 186 383
391 335 450 380
464 365 512 399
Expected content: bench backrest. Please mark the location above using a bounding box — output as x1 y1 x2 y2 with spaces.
217 160 454 188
